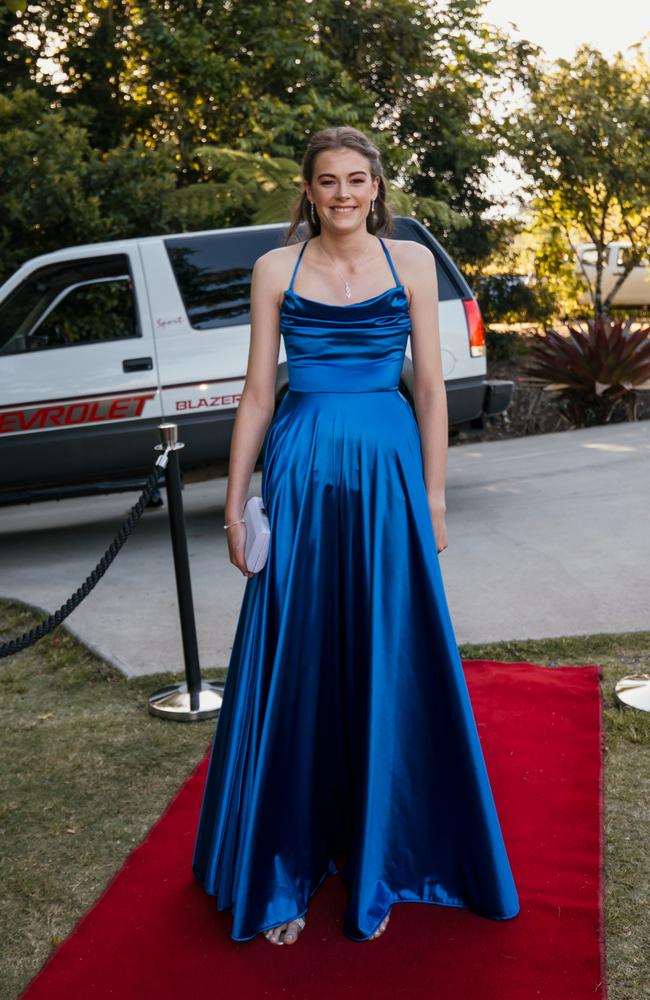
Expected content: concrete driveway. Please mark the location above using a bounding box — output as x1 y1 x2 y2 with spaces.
1 421 648 678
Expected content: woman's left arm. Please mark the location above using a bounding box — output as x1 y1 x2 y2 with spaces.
403 241 449 553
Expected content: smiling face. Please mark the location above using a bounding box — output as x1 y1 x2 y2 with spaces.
306 147 380 232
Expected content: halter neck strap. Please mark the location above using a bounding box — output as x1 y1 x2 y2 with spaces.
288 240 309 292
378 237 401 287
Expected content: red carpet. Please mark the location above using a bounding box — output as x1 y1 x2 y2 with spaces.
19 660 607 1000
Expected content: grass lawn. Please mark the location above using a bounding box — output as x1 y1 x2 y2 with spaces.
1 598 649 999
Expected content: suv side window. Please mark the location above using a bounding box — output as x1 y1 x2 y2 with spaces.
166 222 464 329
165 229 288 330
580 247 598 265
0 255 139 356
616 246 650 268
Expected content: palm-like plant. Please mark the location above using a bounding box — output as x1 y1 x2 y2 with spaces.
520 318 650 426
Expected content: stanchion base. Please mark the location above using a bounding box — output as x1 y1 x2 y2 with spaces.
148 680 225 722
614 673 650 713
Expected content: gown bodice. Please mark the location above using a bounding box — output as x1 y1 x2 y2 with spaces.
279 236 412 393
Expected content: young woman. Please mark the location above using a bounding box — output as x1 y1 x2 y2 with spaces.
192 126 520 946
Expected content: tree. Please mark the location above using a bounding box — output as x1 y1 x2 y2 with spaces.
0 0 535 271
0 89 180 280
511 43 650 321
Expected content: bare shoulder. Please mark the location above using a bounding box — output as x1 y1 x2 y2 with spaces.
384 237 434 270
253 243 306 307
383 237 437 304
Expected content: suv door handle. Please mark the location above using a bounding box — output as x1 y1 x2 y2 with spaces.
123 356 153 372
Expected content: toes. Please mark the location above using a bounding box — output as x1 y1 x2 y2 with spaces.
370 913 390 939
282 919 301 944
263 916 307 945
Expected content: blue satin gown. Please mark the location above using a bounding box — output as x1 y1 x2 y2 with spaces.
192 236 520 941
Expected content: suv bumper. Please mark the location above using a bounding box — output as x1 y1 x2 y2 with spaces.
444 376 514 425
398 364 514 426
483 378 514 416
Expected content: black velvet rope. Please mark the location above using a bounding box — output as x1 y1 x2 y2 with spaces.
0 465 164 659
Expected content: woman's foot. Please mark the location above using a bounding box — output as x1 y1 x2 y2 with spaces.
369 911 391 940
263 915 306 945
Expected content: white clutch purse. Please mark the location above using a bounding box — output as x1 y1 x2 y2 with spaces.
243 495 270 573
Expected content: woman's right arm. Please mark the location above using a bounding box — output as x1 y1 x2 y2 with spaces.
224 251 283 575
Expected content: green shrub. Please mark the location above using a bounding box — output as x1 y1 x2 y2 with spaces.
521 318 650 425
485 328 530 363
476 273 557 325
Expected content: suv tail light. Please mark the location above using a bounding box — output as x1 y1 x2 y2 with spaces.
463 298 485 357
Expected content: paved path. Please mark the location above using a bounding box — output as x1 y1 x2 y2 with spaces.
2 421 648 677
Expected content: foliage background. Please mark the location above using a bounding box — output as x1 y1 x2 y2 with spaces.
2 1 649 324
0 0 537 283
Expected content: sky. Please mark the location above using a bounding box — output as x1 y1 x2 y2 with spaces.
483 0 649 63
481 1 650 212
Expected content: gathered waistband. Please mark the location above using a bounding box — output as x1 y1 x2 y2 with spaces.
286 358 404 394
288 386 400 394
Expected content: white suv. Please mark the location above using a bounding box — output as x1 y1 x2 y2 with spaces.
575 240 650 307
0 217 512 505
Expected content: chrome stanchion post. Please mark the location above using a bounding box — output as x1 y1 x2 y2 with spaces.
148 422 224 721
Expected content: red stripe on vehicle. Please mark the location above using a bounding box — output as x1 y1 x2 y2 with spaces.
0 393 157 435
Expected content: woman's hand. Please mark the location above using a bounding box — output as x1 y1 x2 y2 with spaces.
428 498 448 554
226 522 254 577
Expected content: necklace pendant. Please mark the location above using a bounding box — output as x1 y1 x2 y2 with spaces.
344 282 351 298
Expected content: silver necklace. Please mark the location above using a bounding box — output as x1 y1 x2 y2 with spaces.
317 236 380 299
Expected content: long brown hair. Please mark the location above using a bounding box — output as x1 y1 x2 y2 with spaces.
284 126 394 244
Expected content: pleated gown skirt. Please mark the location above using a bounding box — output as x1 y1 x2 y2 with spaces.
192 247 520 942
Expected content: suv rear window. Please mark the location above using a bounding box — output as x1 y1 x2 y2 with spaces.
165 219 464 331
391 217 465 301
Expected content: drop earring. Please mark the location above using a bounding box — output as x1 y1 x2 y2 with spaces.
311 202 316 223
370 199 376 217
